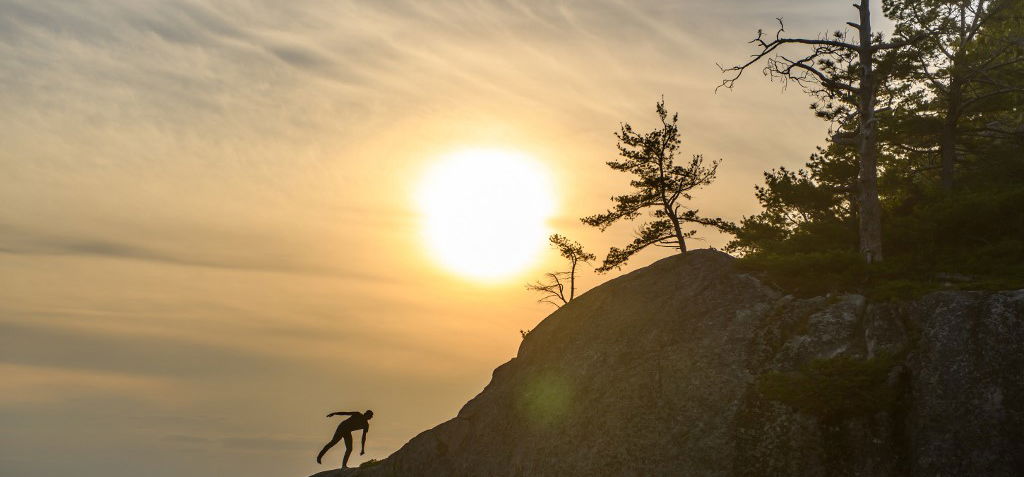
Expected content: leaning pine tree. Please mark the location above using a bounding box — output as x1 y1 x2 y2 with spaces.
582 100 733 272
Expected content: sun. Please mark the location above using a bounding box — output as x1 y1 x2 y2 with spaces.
417 148 556 281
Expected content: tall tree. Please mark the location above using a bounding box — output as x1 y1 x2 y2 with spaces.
725 1 1024 292
582 100 731 272
887 0 1024 192
526 234 596 307
719 1 921 263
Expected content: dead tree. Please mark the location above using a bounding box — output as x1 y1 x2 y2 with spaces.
719 1 920 264
526 234 595 307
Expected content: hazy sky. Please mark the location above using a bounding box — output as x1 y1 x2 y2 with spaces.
1 1 886 476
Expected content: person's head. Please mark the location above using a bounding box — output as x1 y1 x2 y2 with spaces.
364 410 374 420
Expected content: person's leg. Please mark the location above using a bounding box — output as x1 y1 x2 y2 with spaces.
317 425 345 464
341 433 354 468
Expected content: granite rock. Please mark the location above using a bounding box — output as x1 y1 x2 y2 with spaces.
309 250 1024 476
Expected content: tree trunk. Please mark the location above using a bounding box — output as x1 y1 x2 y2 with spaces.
940 82 962 193
569 261 577 302
667 209 687 253
856 2 884 263
939 124 957 192
657 144 687 254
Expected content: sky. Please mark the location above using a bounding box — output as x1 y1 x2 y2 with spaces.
0 1 888 476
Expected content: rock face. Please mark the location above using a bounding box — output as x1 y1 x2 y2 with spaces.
313 250 1024 477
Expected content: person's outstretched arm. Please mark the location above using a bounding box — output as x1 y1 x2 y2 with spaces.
360 428 368 455
326 411 359 417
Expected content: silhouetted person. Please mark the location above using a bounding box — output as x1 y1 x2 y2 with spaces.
317 409 373 468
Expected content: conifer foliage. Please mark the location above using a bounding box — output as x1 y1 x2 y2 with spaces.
583 100 733 272
723 0 1024 293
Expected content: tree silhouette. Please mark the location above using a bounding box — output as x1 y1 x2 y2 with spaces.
886 0 1024 192
719 1 923 264
722 1 1024 294
582 100 732 273
525 234 596 307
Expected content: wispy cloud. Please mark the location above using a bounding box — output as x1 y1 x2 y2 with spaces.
0 321 298 379
221 436 314 451
0 362 177 406
0 222 395 282
0 2 870 476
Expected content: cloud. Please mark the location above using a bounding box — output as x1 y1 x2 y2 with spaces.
221 436 314 452
0 362 176 406
0 306 490 387
163 434 212 444
0 223 395 282
0 320 299 380
162 433 313 452
160 433 315 453
0 2 881 477
265 42 338 75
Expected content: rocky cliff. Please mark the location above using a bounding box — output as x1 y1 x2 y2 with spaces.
312 250 1024 476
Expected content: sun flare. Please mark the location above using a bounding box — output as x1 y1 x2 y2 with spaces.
417 149 556 281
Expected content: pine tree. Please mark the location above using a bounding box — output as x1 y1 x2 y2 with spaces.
582 100 732 272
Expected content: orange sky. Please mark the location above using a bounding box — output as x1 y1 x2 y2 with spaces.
0 1 890 476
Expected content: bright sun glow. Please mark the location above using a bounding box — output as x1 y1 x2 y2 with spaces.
418 149 556 281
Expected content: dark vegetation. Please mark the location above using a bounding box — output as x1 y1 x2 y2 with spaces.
757 354 901 421
721 0 1024 297
531 0 1021 304
358 458 383 468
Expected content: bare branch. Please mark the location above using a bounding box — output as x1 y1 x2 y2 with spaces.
718 17 860 94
